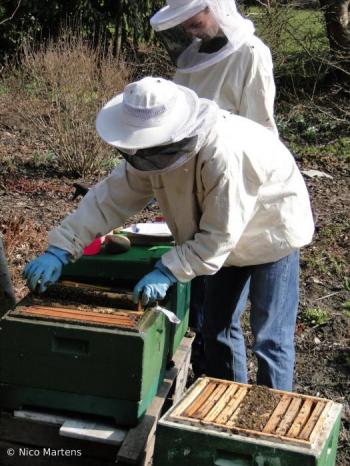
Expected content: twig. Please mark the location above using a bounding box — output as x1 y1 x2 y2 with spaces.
0 0 22 26
314 291 344 301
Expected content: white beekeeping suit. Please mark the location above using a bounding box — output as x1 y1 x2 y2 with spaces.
151 0 278 135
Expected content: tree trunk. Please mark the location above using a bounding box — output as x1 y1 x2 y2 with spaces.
319 0 350 54
114 0 123 62
0 236 16 314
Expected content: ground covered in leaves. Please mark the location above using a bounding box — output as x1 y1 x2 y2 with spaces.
0 91 349 465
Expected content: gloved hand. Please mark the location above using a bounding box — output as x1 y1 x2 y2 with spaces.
23 245 71 293
133 260 177 306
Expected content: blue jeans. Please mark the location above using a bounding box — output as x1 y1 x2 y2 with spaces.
189 276 207 375
202 251 300 391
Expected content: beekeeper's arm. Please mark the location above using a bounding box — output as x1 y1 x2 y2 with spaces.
48 161 153 259
23 161 153 292
239 43 278 136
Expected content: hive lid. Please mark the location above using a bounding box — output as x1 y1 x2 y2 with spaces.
165 377 339 449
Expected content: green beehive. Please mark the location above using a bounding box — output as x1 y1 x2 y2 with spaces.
59 245 190 358
153 377 342 466
0 246 190 426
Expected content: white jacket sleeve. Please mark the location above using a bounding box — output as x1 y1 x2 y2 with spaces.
161 148 262 282
48 161 154 259
240 43 278 136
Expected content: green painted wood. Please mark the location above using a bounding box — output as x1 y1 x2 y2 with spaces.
61 245 173 283
168 283 190 358
153 410 342 466
0 374 161 426
0 309 166 400
153 425 318 466
316 413 341 466
0 309 168 425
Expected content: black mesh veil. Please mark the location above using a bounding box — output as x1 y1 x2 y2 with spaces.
119 136 198 172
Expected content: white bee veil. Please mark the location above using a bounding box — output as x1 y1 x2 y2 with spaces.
151 0 255 73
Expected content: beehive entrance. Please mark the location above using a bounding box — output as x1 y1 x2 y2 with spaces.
169 378 331 448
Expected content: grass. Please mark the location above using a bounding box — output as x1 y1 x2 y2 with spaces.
245 6 329 80
0 83 10 95
301 307 329 325
32 149 57 167
248 7 327 50
344 277 350 292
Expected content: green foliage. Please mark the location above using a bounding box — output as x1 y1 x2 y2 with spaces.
276 94 350 148
301 307 329 326
32 149 57 168
336 138 350 160
0 83 10 95
344 277 350 292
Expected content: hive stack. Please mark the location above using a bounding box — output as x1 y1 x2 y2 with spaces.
0 246 190 426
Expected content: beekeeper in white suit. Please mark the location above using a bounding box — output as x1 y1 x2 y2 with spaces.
151 0 279 377
150 0 278 134
24 77 314 391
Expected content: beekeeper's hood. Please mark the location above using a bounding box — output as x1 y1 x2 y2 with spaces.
96 77 218 174
150 0 255 73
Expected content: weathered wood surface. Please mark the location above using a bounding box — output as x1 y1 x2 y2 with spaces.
117 335 193 465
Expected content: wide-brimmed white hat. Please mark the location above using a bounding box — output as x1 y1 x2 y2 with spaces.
151 0 207 31
96 77 199 150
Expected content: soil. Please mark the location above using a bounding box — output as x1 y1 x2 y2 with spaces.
0 92 349 465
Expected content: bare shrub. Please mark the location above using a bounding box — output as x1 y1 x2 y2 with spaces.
125 42 175 81
2 215 47 299
14 28 130 177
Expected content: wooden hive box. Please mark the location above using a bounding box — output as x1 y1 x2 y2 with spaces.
0 284 169 426
0 246 191 427
153 377 342 466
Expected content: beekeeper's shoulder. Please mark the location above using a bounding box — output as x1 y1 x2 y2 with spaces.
246 35 273 71
200 110 247 163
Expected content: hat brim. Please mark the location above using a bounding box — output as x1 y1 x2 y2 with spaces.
96 84 199 150
150 2 206 31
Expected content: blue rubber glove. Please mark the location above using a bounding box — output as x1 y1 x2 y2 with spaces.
133 260 177 306
23 245 71 293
